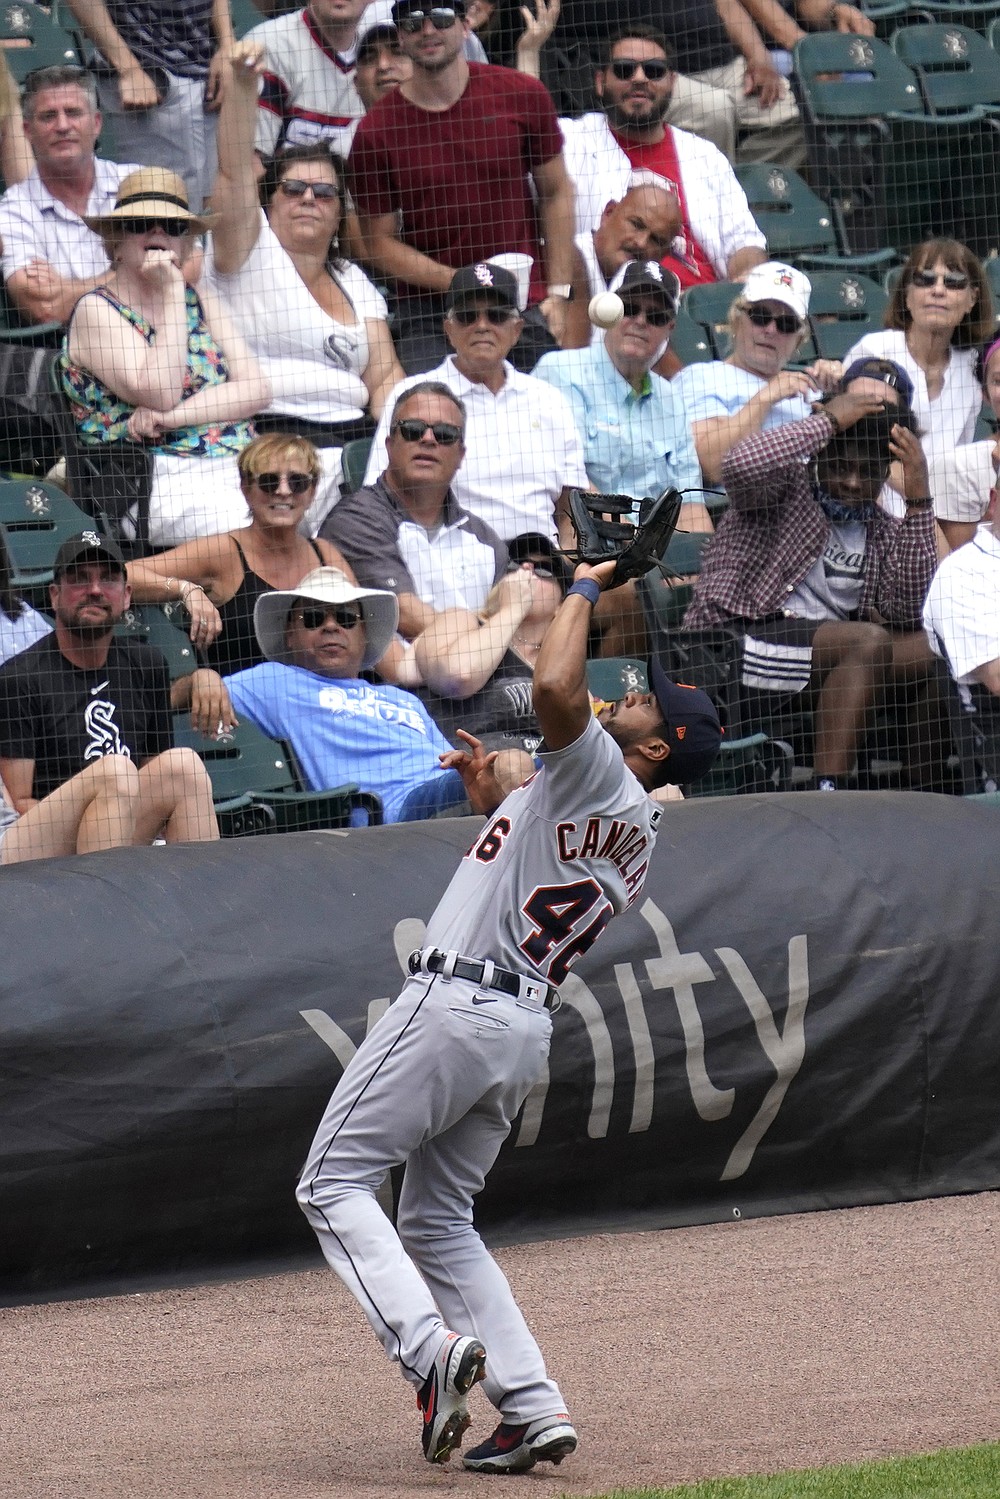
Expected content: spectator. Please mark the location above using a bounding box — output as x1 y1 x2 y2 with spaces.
204 41 404 533
845 239 994 516
0 65 141 327
246 0 370 158
929 337 1000 553
684 365 939 790
673 261 842 484
415 535 569 785
322 382 507 668
0 531 219 864
564 172 681 349
60 168 270 549
923 492 1000 700
0 535 52 666
534 261 710 530
354 22 412 109
65 0 233 210
348 0 576 374
560 28 767 293
217 566 482 820
362 262 588 543
126 434 356 676
0 48 33 189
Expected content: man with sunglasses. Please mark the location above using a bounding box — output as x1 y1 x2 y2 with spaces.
323 379 510 661
560 27 768 293
216 565 472 821
534 260 709 533
348 0 576 374
0 66 141 327
684 359 941 790
359 262 588 545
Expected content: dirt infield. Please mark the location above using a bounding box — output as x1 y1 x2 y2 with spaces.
3 1192 998 1499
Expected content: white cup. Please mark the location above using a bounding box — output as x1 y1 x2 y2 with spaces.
487 252 533 311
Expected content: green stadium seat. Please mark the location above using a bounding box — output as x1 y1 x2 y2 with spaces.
340 436 373 495
0 479 95 599
115 604 198 681
892 23 1000 114
668 307 713 365
806 270 889 360
231 0 268 38
0 2 80 80
734 163 894 273
586 657 648 701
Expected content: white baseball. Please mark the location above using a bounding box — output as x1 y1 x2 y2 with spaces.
588 292 624 329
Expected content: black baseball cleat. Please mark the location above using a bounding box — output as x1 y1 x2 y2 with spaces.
462 1413 578 1473
418 1331 488 1464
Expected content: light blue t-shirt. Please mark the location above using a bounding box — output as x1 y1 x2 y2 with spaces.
671 360 812 432
225 663 458 824
534 339 701 509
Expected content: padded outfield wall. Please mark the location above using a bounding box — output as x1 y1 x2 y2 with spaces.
2 790 1000 1298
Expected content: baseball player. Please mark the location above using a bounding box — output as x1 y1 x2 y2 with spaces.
295 557 721 1473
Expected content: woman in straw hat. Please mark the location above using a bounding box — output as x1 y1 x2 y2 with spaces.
201 40 405 534
60 166 271 549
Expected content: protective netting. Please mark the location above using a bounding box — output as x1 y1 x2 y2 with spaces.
0 0 997 861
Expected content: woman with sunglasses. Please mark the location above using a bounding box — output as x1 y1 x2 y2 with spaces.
126 433 356 674
844 239 994 512
203 40 405 534
673 262 843 486
61 166 270 549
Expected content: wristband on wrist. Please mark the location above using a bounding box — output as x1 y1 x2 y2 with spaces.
905 496 933 510
567 578 601 606
822 405 842 435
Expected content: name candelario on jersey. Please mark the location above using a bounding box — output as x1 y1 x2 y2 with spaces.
557 812 660 898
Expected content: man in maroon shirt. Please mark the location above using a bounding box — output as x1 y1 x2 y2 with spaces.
348 0 576 374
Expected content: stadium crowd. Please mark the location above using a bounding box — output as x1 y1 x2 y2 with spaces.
0 0 998 862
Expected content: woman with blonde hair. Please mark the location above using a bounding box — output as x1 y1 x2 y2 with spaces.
127 432 355 675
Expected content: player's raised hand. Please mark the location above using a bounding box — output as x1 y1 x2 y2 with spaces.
440 730 506 816
572 557 620 591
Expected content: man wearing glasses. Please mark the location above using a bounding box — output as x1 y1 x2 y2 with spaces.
0 66 140 327
360 263 589 544
348 0 576 374
560 27 768 293
534 261 710 534
322 380 509 664
216 566 487 821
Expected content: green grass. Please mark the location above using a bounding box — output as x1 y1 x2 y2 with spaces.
587 1443 1000 1499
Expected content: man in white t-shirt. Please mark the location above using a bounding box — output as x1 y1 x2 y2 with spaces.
0 66 139 326
361 263 589 543
565 172 680 350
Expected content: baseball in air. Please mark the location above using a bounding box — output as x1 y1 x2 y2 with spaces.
588 291 624 329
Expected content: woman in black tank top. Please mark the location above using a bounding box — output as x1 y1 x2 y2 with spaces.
127 434 356 676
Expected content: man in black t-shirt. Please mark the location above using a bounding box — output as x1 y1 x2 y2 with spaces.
0 531 218 864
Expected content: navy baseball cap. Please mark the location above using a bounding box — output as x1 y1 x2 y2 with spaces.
616 259 681 313
447 262 519 312
840 356 915 406
649 658 723 784
357 21 400 56
506 532 573 593
53 529 126 578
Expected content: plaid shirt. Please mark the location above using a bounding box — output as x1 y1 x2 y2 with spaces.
684 412 937 630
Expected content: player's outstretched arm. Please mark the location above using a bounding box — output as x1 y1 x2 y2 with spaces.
532 559 617 751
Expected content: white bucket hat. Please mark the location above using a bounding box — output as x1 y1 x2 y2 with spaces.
739 261 812 322
253 567 399 670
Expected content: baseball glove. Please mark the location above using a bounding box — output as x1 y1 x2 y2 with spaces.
564 486 684 586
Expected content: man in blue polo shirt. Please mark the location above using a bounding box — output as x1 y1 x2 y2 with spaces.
220 566 472 822
534 260 710 533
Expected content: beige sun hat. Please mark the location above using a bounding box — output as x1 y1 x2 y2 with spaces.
84 167 216 235
253 567 400 671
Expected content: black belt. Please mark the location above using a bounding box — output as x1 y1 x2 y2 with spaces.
408 948 560 1011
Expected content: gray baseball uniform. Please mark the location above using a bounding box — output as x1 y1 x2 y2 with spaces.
296 713 661 1425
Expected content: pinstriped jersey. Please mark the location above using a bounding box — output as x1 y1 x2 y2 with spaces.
424 715 661 987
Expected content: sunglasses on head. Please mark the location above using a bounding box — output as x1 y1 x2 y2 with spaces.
609 57 671 82
123 217 191 237
396 7 460 30
451 305 518 326
620 300 673 326
252 471 314 495
392 418 463 444
293 603 363 630
744 304 802 335
910 267 970 291
278 178 340 201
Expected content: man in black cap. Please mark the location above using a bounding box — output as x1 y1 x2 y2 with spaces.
347 0 576 373
0 531 219 863
355 261 589 545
